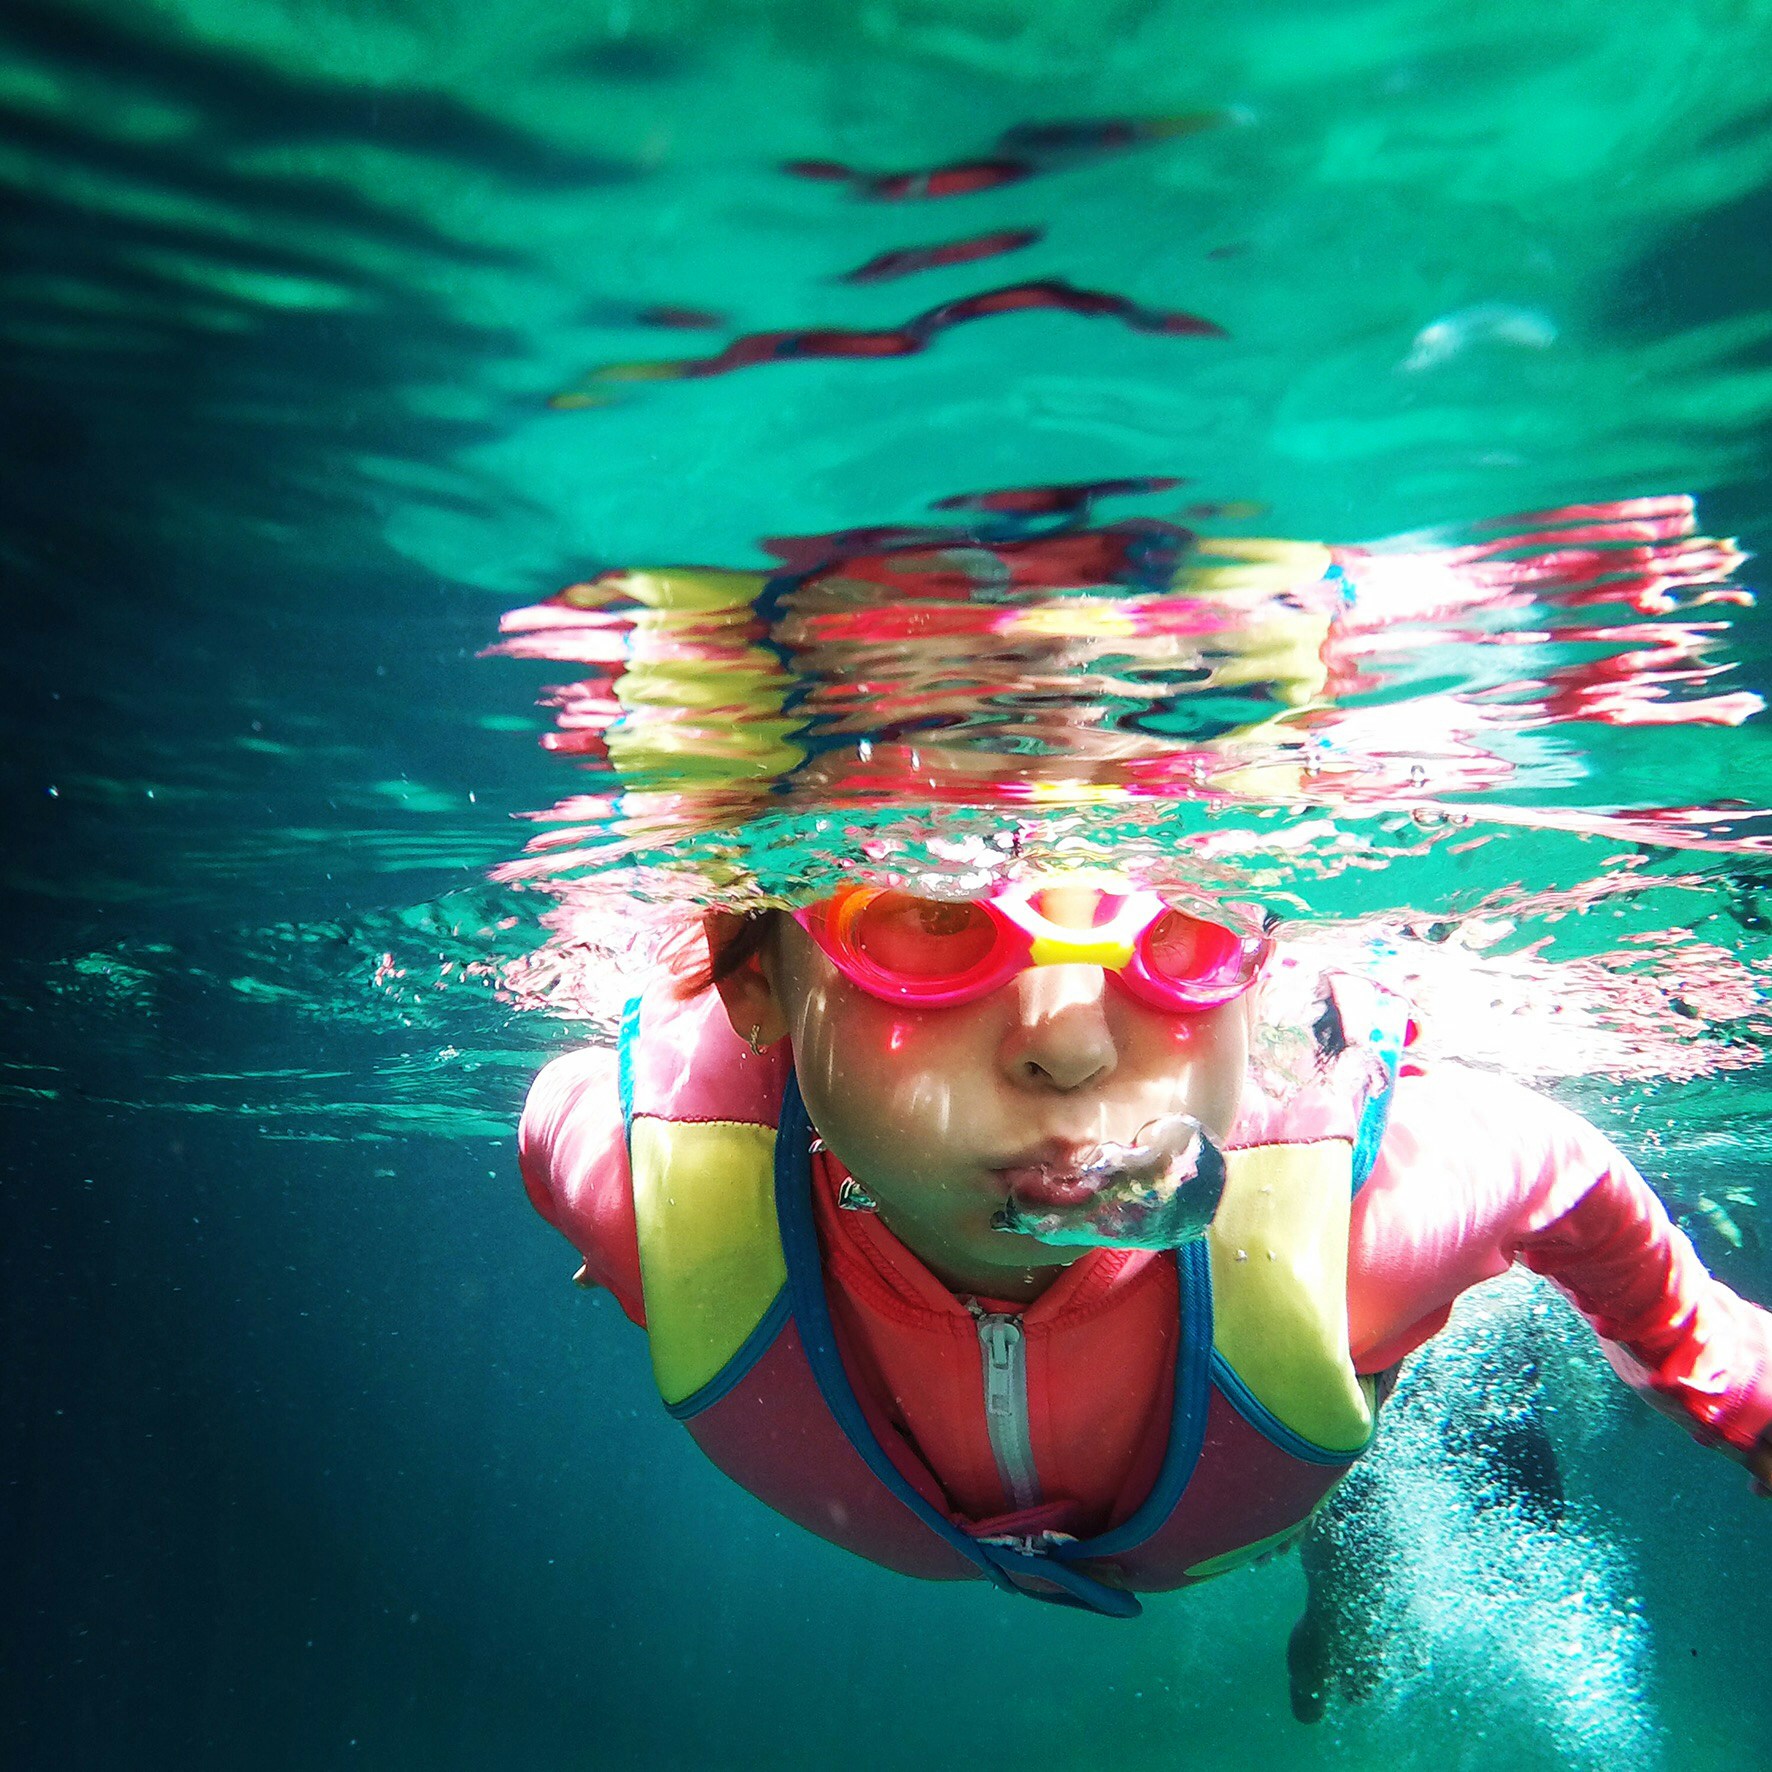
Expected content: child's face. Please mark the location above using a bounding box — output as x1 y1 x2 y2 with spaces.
727 901 1249 1298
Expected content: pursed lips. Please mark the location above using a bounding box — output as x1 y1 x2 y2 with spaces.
988 1137 1107 1209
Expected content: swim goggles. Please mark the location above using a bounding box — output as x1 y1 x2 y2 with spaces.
792 881 1270 1011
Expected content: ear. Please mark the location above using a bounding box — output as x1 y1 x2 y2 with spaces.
703 911 789 1049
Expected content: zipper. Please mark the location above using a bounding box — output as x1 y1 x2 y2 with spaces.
966 1302 1042 1511
976 1530 1076 1554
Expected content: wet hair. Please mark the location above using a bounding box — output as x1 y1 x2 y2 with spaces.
668 908 778 998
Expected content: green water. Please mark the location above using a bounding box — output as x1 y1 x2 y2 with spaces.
4 2 1772 1767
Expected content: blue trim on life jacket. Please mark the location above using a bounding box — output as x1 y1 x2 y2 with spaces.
1050 1238 1212 1564
1349 992 1409 1192
1350 1089 1392 1193
617 994 642 1144
665 1286 793 1422
1208 1350 1372 1467
1322 559 1355 609
775 1076 1145 1617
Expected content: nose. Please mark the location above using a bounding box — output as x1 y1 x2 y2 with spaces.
999 965 1118 1092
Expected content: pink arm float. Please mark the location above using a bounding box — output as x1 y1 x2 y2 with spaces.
518 1047 647 1326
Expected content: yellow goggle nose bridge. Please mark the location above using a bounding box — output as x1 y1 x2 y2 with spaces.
1024 929 1139 969
1008 883 1152 972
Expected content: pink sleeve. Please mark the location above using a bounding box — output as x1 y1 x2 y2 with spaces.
1349 1064 1772 1464
517 1047 646 1327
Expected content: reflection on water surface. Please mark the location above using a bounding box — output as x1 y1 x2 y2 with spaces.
492 487 1761 879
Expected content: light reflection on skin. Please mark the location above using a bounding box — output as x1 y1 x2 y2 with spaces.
710 896 1248 1302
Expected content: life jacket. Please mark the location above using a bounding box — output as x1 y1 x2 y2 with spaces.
619 961 1407 1619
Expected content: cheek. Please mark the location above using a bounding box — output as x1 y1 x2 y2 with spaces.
840 1021 964 1122
791 1007 980 1180
786 993 907 1104
1133 1005 1246 1129
800 1006 923 1076
803 1058 956 1190
1189 1007 1248 1131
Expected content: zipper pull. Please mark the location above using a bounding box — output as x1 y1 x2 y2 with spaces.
980 1314 1022 1374
965 1300 1024 1386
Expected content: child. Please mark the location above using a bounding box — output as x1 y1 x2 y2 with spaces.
519 874 1771 1666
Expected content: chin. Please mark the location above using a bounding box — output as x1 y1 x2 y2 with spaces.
974 1228 1066 1268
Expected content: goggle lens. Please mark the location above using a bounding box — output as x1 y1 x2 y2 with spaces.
844 891 998 982
1141 909 1248 989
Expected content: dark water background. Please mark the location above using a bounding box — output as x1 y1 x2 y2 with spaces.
5 2 1772 1767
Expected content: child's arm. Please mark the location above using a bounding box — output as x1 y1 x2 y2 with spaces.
1348 1063 1772 1487
517 1047 646 1326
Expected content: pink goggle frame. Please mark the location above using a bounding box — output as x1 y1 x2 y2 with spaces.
792 881 1270 1011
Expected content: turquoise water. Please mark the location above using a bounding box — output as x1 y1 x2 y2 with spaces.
4 2 1772 1766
